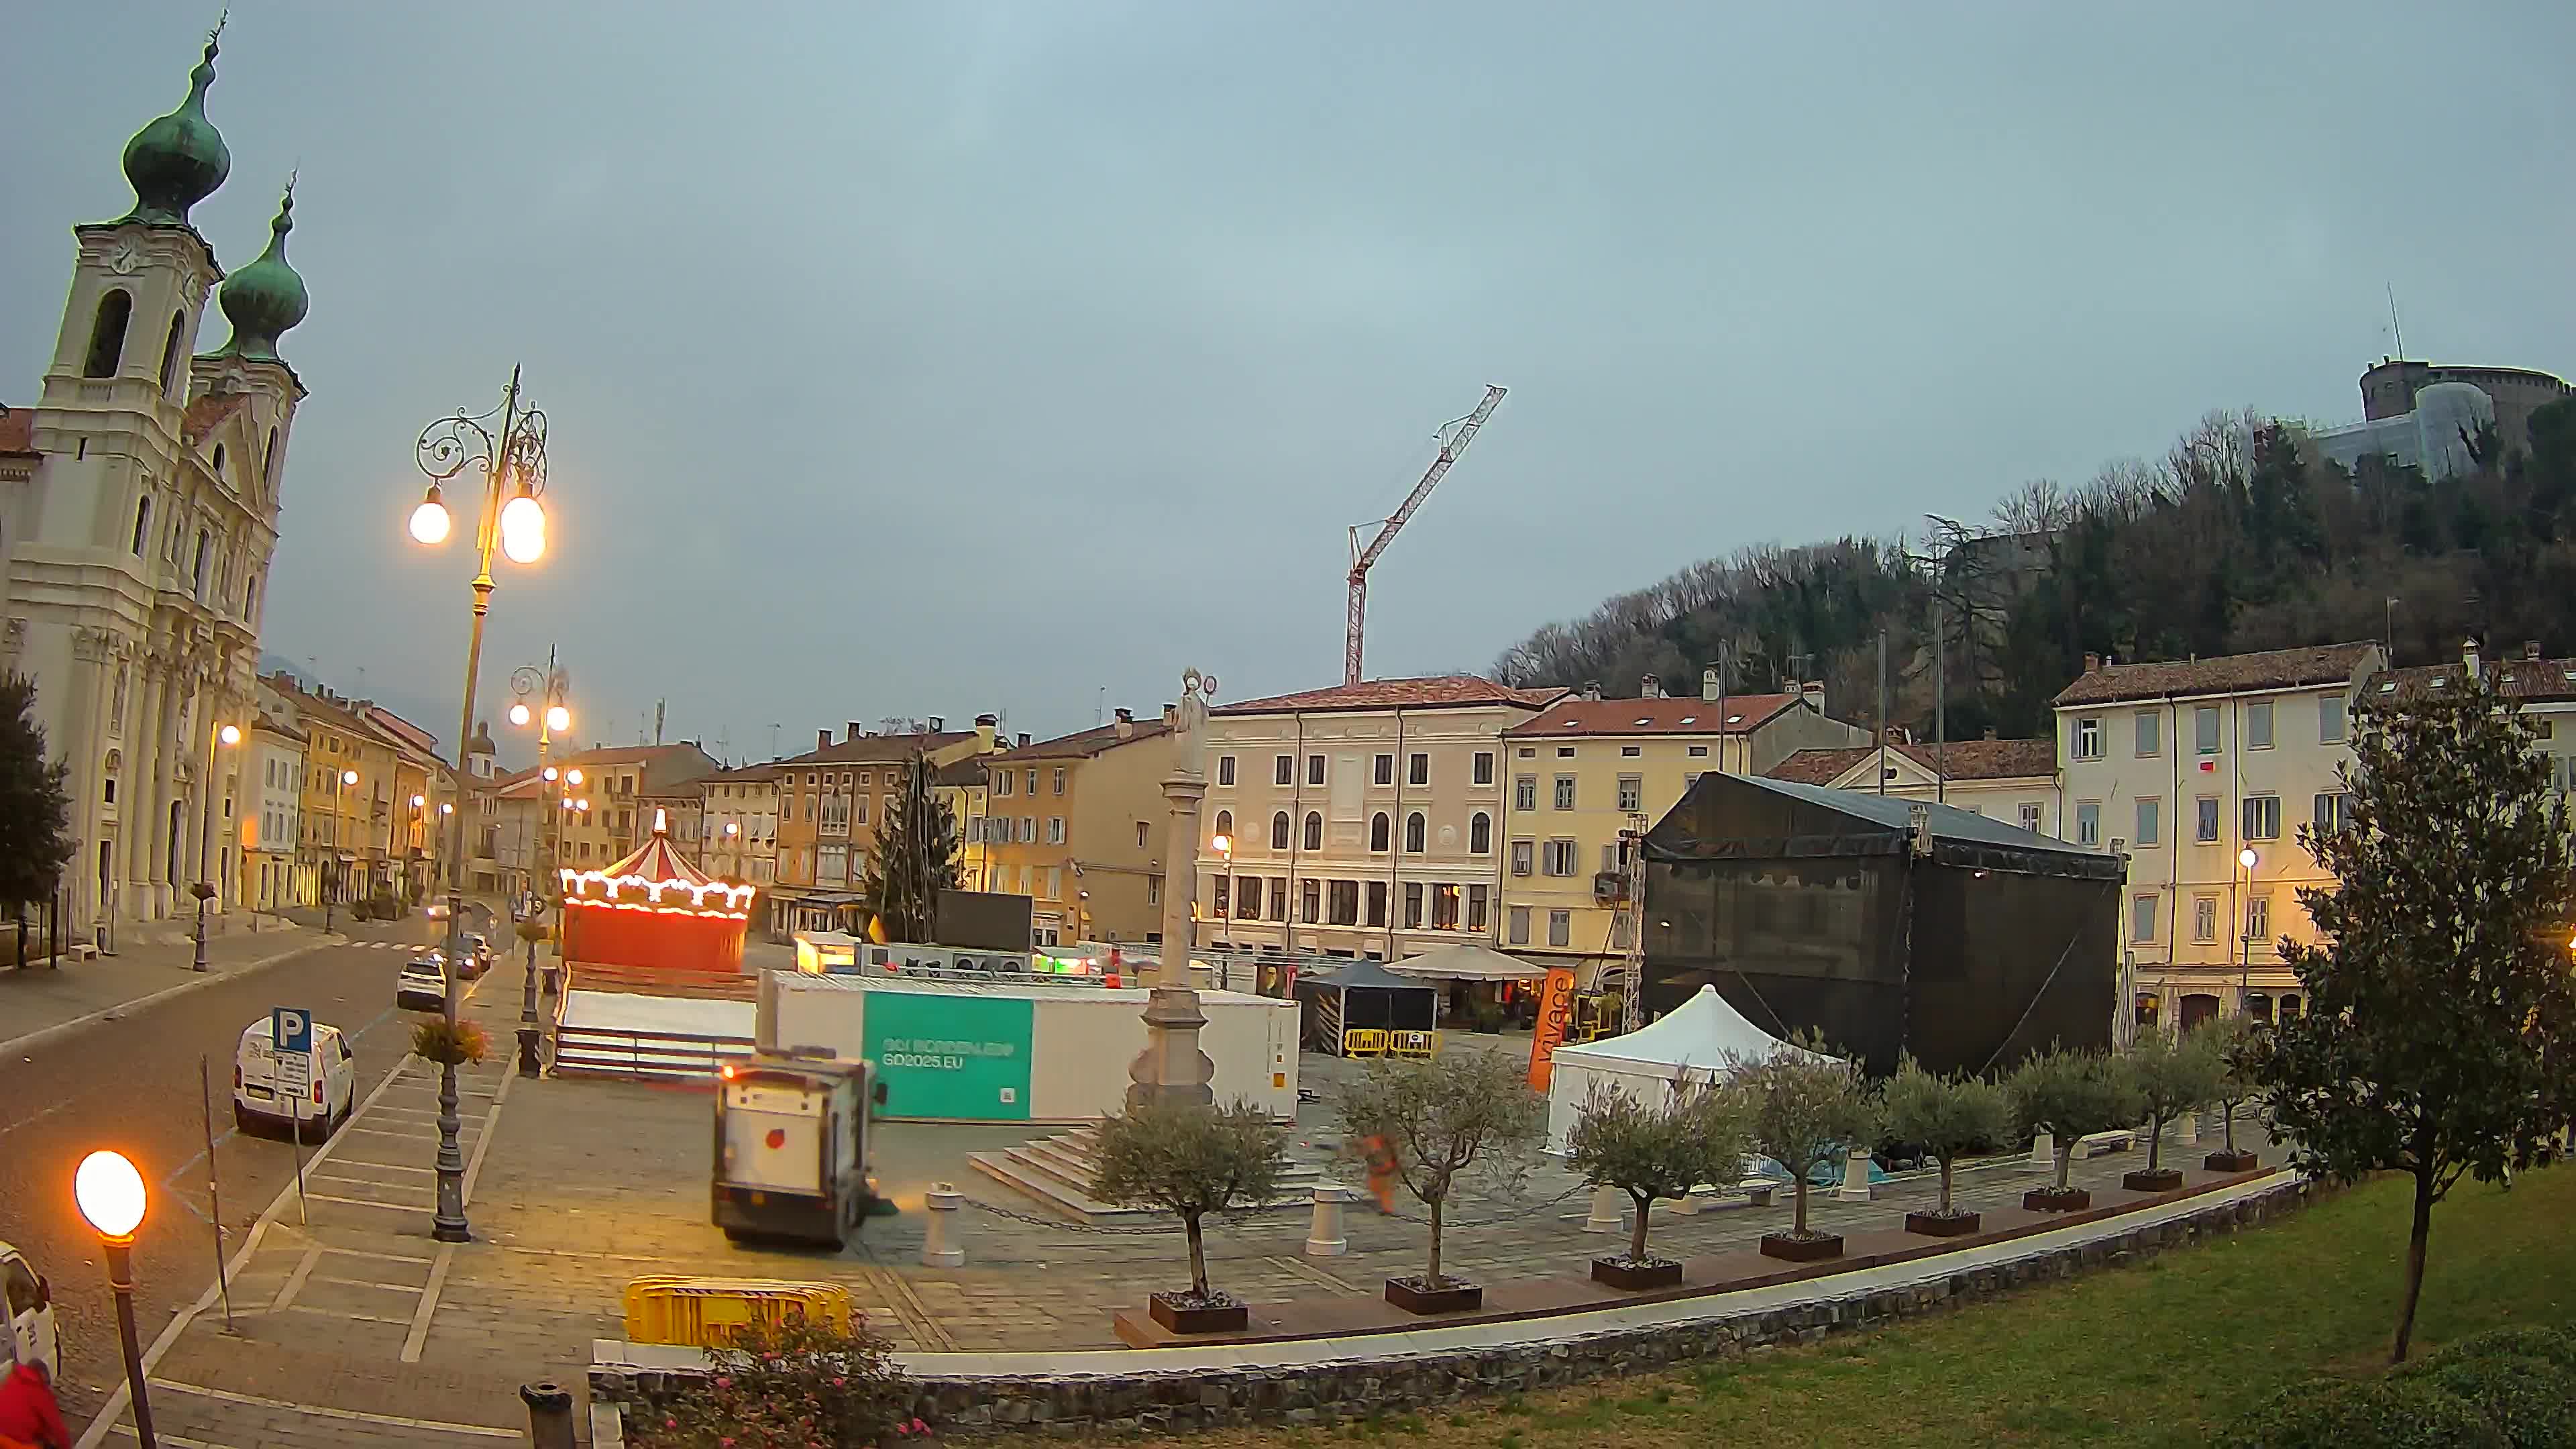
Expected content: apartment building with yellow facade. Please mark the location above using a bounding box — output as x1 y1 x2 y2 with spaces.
697 761 781 885
548 742 722 871
771 719 996 935
1498 673 1869 981
980 709 1172 946
1195 676 1566 961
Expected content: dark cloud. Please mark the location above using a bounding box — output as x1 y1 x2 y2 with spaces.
9 3 2571 761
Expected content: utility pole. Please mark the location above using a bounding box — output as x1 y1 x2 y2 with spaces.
1933 599 1947 804
1876 631 1889 795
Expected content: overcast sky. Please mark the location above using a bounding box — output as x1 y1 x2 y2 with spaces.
7 3 2572 763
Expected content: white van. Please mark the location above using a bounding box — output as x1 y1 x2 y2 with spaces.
233 1017 356 1134
0 1240 58 1380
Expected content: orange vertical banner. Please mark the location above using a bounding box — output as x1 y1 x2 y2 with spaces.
1526 967 1580 1091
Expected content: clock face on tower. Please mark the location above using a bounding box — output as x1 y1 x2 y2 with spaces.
107 239 142 276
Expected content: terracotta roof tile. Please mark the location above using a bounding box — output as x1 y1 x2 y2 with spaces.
991 718 1171 761
181 392 250 445
1766 737 2057 786
0 407 34 456
2369 652 2576 705
773 731 977 767
1504 694 1802 738
2051 643 2380 708
1216 676 1565 716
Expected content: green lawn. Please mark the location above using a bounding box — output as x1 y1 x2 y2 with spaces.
1159 1166 2576 1449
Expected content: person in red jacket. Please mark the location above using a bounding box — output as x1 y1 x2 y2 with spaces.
0 1357 70 1449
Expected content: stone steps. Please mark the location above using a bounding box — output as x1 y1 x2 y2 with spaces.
967 1128 1325 1224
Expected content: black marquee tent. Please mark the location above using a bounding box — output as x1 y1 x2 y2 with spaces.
1294 958 1441 1055
1640 771 2124 1076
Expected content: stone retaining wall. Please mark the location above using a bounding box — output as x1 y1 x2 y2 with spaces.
596 1178 2311 1436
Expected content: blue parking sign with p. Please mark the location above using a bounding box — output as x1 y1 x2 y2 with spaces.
273 1006 311 1055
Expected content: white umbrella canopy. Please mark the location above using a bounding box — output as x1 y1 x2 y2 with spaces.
1386 943 1549 982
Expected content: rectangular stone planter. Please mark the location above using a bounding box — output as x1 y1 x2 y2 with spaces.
1590 1256 1684 1291
2024 1187 2093 1212
2204 1149 2261 1173
1384 1277 1483 1315
1904 1209 1981 1237
1147 1293 1248 1335
2122 1167 2185 1193
1758 1231 1843 1263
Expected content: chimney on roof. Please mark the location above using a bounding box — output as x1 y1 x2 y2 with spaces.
1984 727 1998 741
817 728 831 751
847 720 864 742
1640 673 1664 699
2526 641 2543 661
928 716 945 732
1581 680 1602 702
2083 652 2100 674
975 714 998 751
2463 637 2481 678
1016 732 1031 748
1162 703 1179 730
1114 707 1134 739
1702 666 1721 702
1801 680 1825 709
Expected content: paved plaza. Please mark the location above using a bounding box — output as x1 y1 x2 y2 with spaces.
80 974 2273 1446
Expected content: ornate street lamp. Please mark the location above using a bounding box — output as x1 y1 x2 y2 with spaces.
508 653 571 1077
408 367 550 1244
192 722 241 972
76 1149 156 1448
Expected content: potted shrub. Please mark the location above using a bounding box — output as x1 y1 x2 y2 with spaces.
410 1017 489 1067
1564 1077 1749 1289
1731 1033 1875 1262
2008 1046 2141 1211
632 1309 913 1448
2200 1016 2265 1173
1091 1099 1290 1334
2124 1027 2222 1191
1333 1049 1543 1313
1883 1055 2010 1236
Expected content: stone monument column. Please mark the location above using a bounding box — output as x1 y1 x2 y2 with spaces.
1128 667 1218 1112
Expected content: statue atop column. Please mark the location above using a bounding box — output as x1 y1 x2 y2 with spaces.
1128 667 1219 1110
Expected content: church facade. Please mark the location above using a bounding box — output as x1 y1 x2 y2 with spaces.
0 25 311 941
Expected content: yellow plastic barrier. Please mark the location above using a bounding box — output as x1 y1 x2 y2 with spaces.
1388 1030 1440 1059
623 1276 853 1348
1341 1027 1389 1057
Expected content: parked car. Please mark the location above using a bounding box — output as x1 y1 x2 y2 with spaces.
0 1242 58 1383
233 1016 356 1135
398 953 449 1014
459 932 494 978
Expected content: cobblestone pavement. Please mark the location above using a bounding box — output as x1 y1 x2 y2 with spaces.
81 979 2274 1446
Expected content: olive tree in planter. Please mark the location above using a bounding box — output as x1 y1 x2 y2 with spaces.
2123 1027 2223 1191
1564 1077 1750 1289
1091 1099 1290 1334
2200 1016 2265 1173
1333 1048 1544 1314
1882 1056 2010 1237
2008 1046 2141 1211
1731 1034 1875 1263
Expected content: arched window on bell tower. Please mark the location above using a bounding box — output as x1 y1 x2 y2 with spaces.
157 310 186 394
85 290 133 378
129 495 152 555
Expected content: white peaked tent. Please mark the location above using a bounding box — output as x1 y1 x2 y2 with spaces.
1544 985 1840 1152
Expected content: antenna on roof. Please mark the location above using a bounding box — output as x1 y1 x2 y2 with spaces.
2387 283 2405 361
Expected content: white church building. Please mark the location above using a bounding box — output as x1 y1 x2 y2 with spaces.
0 24 310 942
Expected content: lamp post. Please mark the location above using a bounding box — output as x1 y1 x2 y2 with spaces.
1211 831 1232 989
324 767 357 931
192 722 242 971
508 656 570 1078
75 1149 156 1448
409 367 550 1244
724 820 742 881
2238 846 2259 1014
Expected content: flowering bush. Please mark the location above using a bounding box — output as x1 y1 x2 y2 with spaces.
629 1311 916 1449
409 1017 488 1066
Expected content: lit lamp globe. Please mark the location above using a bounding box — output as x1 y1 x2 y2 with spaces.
407 487 452 545
545 705 570 733
217 724 241 746
2239 848 2258 871
541 765 558 782
508 702 531 727
566 768 584 786
341 770 359 787
75 1149 147 1241
1212 833 1232 855
411 794 426 809
497 491 546 564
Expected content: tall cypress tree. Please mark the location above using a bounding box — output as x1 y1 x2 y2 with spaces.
860 751 959 945
0 672 75 965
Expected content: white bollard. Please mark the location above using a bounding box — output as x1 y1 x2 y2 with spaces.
1585 1185 1626 1232
1834 1147 1873 1203
921 1183 965 1268
1667 1187 1702 1218
2178 1108 2200 1146
2028 1130 2055 1171
1304 1184 1353 1257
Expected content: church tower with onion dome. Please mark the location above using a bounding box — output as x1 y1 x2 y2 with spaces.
1 19 313 939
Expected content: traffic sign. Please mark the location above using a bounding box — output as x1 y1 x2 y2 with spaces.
272 1007 313 1092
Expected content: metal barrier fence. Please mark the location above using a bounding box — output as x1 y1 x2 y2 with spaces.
552 1022 757 1082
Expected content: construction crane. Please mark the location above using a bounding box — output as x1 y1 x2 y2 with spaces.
1344 384 1508 686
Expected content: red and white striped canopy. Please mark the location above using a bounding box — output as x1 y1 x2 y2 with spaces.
559 810 755 919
